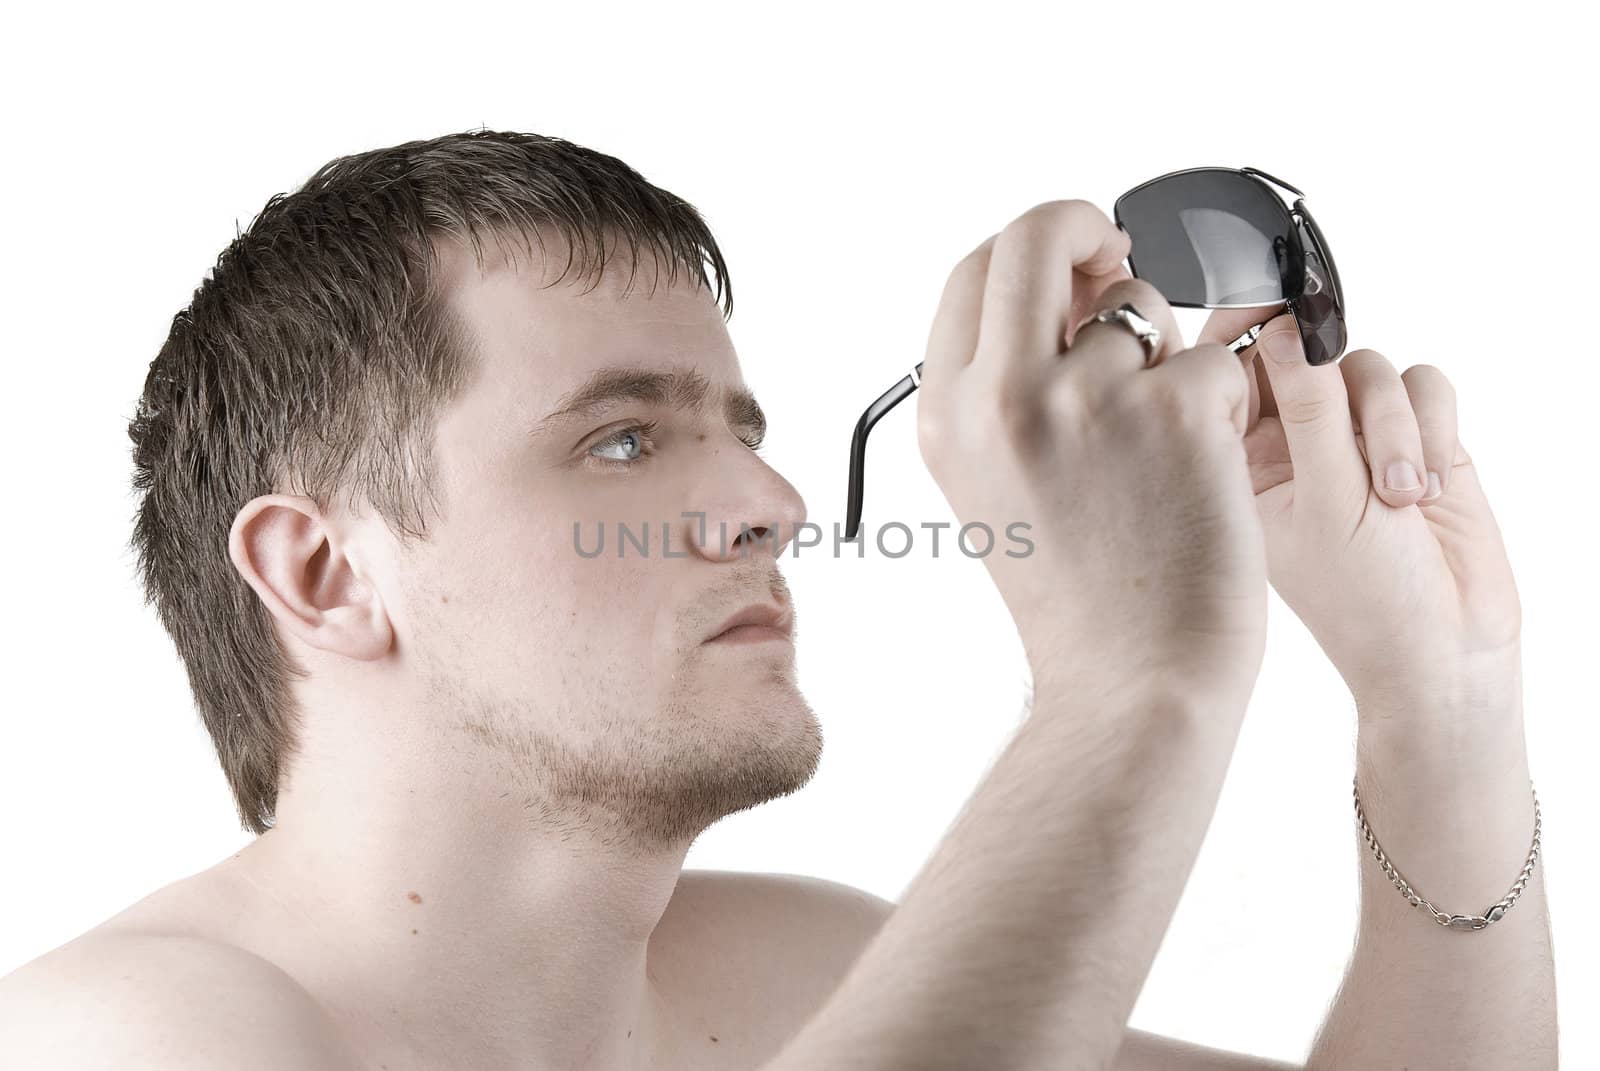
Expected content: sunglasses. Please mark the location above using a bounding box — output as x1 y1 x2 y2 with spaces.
842 165 1346 542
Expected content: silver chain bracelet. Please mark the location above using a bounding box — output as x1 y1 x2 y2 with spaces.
1352 774 1541 931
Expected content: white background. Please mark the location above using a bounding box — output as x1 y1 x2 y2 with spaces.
3 1 1594 1066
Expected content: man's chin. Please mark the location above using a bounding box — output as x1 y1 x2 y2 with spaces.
661 690 823 831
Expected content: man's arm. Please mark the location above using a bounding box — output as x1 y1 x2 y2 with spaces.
778 685 1558 1071
760 678 1257 1071
1305 663 1558 1069
0 934 358 1070
773 878 1302 1070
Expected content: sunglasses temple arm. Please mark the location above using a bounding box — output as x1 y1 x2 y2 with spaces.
1226 320 1270 356
844 361 924 542
1223 298 1302 357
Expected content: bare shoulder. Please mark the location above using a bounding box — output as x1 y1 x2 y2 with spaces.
675 868 895 927
661 869 894 1035
0 932 360 1070
670 868 894 962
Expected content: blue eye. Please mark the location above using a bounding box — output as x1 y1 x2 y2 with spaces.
584 420 767 471
588 421 659 469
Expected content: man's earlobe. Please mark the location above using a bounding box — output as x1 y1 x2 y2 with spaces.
228 494 394 662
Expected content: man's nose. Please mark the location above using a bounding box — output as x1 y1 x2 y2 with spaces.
684 457 808 563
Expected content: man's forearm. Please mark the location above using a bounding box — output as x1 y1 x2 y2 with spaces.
764 678 1252 1071
1307 657 1558 1070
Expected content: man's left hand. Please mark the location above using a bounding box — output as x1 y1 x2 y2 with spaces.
1195 307 1523 728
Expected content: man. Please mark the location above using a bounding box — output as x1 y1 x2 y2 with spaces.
0 130 1554 1069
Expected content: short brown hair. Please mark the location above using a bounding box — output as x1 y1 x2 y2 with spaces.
126 129 734 833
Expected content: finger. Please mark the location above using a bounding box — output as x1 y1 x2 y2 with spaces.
1254 312 1369 517
1399 363 1459 505
1195 304 1286 434
1061 277 1183 379
1341 349 1428 508
974 200 1132 370
1195 302 1287 351
918 233 997 458
1202 305 1293 432
923 233 998 384
1146 341 1254 439
1064 259 1135 347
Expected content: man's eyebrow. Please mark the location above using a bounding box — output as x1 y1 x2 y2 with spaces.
530 363 767 440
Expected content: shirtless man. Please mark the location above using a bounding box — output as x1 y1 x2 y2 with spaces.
0 130 1553 1069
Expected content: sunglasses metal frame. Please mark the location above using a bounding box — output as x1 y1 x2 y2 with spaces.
841 167 1345 542
1114 166 1345 359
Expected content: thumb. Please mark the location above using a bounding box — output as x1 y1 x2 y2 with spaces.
1253 312 1369 517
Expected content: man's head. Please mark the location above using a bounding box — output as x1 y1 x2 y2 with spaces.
129 130 820 844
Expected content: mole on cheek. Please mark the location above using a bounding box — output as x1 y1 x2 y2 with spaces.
407 891 423 904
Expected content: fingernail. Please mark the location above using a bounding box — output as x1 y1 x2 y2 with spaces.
1386 460 1420 492
1260 329 1298 365
1421 470 1442 502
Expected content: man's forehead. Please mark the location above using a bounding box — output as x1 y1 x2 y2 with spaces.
428 227 749 429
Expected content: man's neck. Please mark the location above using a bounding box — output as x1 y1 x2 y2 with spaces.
224 771 695 1070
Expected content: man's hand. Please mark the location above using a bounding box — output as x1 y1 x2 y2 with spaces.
1196 306 1523 729
766 201 1271 1071
917 200 1267 704
1190 309 1556 1070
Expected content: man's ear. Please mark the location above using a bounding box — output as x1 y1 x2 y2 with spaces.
227 493 394 661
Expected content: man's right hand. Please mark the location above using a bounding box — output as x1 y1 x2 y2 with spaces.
764 202 1276 1070
916 199 1269 704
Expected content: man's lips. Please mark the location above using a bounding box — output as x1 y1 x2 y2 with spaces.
705 602 793 643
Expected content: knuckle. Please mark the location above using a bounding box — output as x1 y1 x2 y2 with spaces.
981 369 1034 422
1172 346 1240 399
1082 280 1174 348
1191 342 1244 384
1100 276 1166 312
945 237 996 287
1006 199 1111 246
1018 197 1104 225
1277 393 1342 429
1040 353 1076 389
977 371 1049 447
1138 366 1191 411
916 404 946 464
1367 405 1418 435
1045 367 1094 417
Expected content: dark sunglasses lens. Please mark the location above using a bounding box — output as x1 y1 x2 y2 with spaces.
1293 215 1346 365
1294 284 1345 365
1117 171 1298 306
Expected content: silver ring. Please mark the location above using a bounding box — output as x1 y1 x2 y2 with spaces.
1086 302 1162 367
